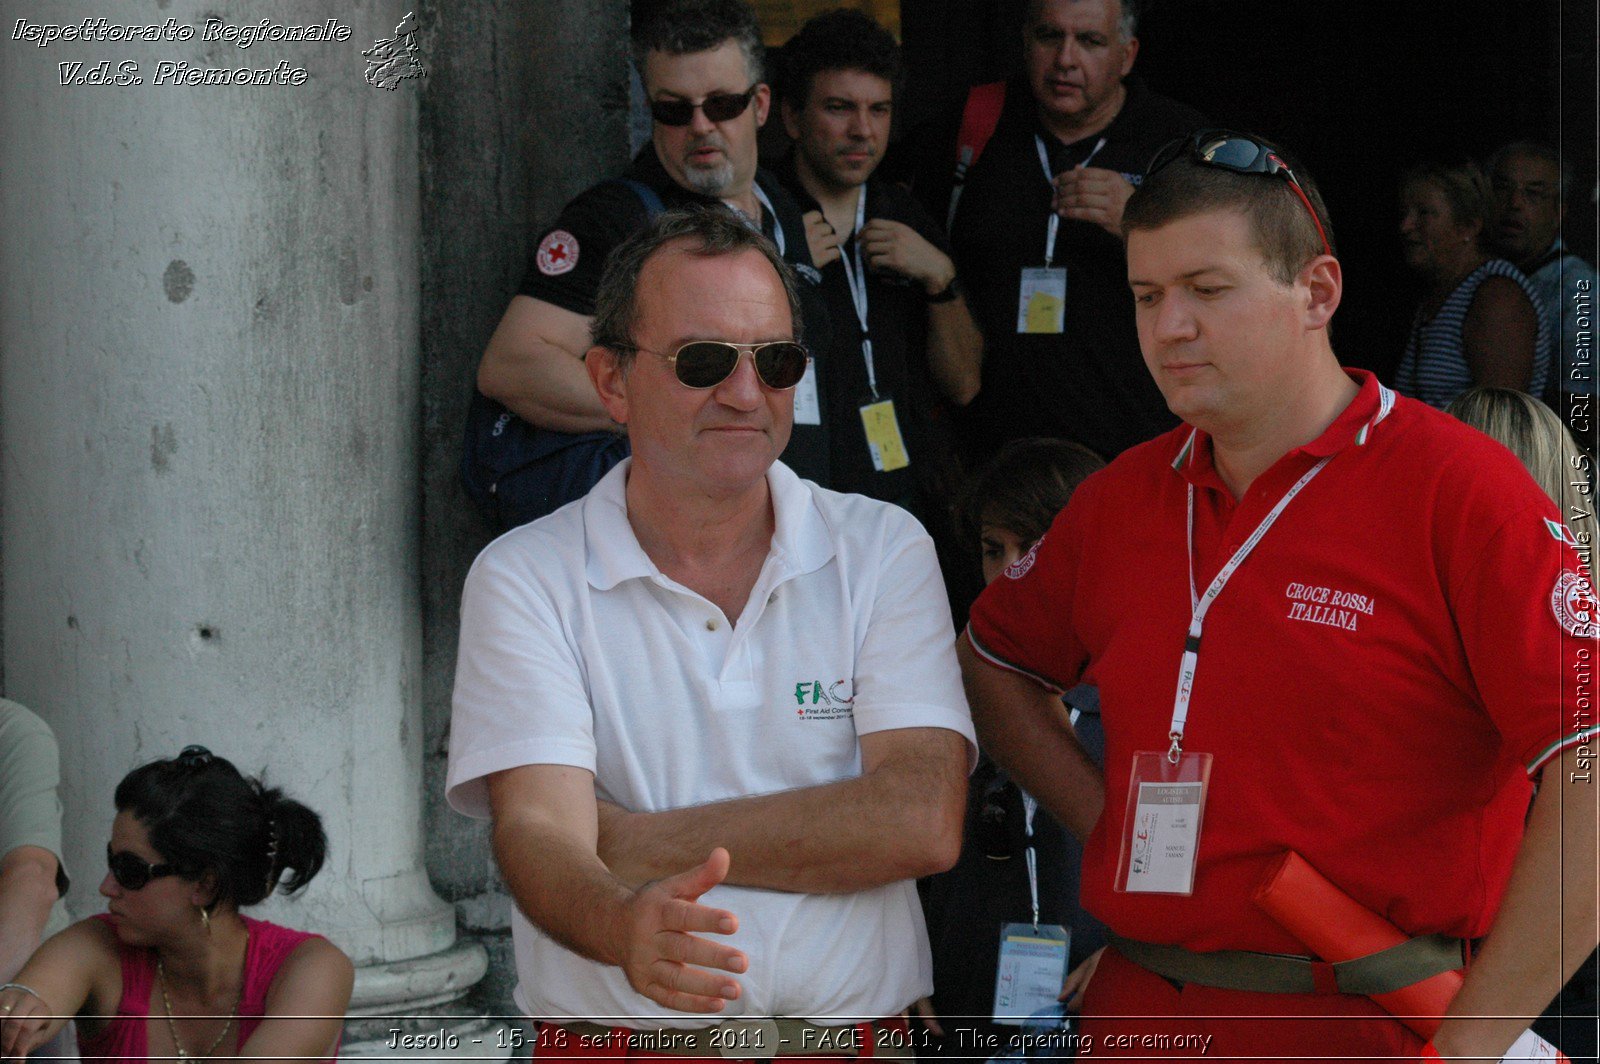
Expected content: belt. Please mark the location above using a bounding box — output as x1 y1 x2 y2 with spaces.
1106 930 1466 996
548 1017 904 1058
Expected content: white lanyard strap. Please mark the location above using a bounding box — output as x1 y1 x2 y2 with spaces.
749 182 786 256
1034 135 1106 267
1022 792 1040 928
835 187 878 399
1168 385 1394 762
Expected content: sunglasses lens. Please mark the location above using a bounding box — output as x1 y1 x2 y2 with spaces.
649 99 696 126
673 342 741 388
754 343 808 389
700 91 752 122
1197 134 1267 173
109 851 148 890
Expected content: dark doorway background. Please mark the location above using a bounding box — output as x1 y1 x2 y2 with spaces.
895 0 1598 379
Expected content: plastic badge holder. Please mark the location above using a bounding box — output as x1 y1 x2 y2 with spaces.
1113 750 1212 896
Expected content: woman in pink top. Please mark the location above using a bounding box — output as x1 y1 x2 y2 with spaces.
0 746 353 1061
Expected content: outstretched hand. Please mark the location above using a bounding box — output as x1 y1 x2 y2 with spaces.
616 847 748 1013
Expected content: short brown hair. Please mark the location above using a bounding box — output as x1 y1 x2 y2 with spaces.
590 208 803 369
957 437 1106 550
1123 137 1336 284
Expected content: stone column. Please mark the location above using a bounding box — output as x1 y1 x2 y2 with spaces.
0 0 483 1048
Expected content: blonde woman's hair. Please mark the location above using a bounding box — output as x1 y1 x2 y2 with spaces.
1447 388 1592 538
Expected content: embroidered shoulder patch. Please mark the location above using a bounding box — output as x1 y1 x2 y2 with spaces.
1550 569 1597 638
1004 535 1044 580
536 230 579 276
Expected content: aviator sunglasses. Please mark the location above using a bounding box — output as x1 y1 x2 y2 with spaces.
649 85 759 127
107 846 179 891
625 340 811 391
1147 129 1333 258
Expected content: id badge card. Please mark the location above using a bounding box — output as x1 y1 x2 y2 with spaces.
859 399 910 472
992 922 1069 1025
792 365 821 425
1114 751 1213 896
1017 267 1067 334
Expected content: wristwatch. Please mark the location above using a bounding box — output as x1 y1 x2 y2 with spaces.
926 276 961 304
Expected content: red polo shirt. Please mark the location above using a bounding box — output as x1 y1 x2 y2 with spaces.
968 370 1595 954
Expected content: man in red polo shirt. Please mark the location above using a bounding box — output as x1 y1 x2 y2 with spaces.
959 131 1597 1061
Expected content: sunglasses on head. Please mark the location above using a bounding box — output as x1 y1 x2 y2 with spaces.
649 85 759 127
1147 129 1333 258
629 340 811 391
107 846 178 891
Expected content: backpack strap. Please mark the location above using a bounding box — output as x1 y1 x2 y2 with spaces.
607 178 666 221
948 80 1008 230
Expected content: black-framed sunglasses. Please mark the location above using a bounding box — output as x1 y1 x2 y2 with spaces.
1147 129 1333 258
649 85 759 127
627 340 811 391
107 846 179 891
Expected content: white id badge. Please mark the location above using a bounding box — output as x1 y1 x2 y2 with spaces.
792 365 821 425
1114 751 1213 896
992 922 1069 1025
1017 267 1067 334
1497 1029 1568 1061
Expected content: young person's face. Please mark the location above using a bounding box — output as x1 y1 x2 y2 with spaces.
980 525 1032 585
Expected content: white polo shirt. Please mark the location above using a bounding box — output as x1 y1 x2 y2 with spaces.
447 459 976 1025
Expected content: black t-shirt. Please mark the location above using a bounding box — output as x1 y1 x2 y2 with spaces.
777 163 949 508
516 148 835 486
950 78 1205 461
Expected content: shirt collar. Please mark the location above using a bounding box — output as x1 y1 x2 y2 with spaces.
584 459 835 591
1171 369 1393 487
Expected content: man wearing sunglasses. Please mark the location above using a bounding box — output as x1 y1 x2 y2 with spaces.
449 209 974 1058
939 0 1204 466
960 133 1597 1060
472 0 835 528
773 10 983 518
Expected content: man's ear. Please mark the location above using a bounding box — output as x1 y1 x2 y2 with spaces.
753 83 772 128
1119 36 1140 79
587 345 630 426
1300 254 1343 331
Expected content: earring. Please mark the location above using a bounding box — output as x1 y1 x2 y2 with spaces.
199 905 211 934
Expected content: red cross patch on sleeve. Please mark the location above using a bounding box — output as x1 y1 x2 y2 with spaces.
537 230 579 276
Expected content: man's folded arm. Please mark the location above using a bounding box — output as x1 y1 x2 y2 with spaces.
596 725 968 893
477 295 619 434
487 764 748 1014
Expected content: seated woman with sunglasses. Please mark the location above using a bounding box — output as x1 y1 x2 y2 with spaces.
0 746 353 1062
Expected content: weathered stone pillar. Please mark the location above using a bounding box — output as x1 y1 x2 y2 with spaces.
0 0 483 1048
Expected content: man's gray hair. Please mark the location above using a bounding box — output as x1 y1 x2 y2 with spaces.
1026 0 1141 41
632 0 766 86
590 208 804 369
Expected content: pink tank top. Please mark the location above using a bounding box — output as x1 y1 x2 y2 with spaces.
79 914 337 1061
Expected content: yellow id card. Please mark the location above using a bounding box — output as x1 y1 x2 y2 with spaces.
860 399 910 472
1018 267 1067 334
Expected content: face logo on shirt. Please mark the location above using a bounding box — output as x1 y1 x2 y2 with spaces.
1004 535 1044 580
536 230 579 276
1550 569 1598 638
791 679 855 720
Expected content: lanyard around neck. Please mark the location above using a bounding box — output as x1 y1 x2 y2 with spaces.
1034 134 1106 267
1167 385 1395 762
734 182 786 256
834 187 878 399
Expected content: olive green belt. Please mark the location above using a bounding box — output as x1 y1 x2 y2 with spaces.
1107 929 1465 995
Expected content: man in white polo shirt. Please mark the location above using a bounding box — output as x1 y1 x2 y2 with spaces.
446 208 974 1060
